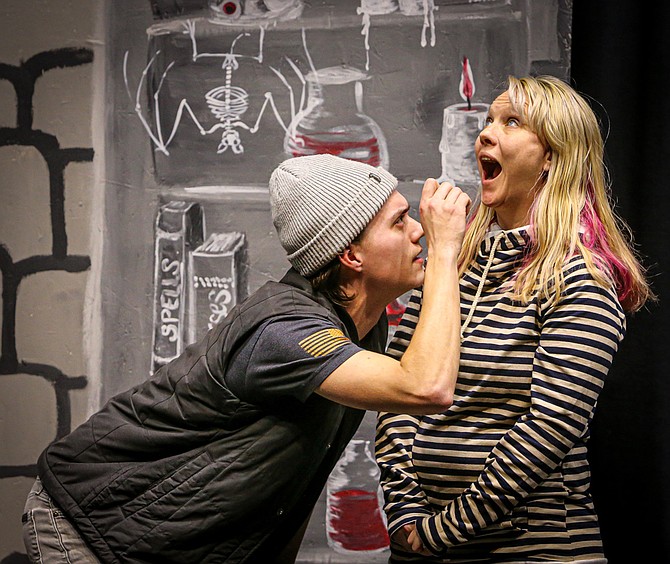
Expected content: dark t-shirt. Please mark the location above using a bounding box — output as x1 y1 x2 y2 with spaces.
224 317 364 404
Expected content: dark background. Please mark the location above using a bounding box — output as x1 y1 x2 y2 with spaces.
571 1 670 560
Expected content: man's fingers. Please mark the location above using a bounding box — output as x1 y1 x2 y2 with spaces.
422 182 469 209
421 177 470 205
433 181 454 200
421 177 440 198
454 189 472 211
421 178 455 206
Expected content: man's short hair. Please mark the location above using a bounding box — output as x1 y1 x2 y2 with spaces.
307 258 353 306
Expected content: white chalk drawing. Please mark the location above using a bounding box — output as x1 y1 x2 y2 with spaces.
358 0 436 69
126 16 393 166
284 64 389 168
398 0 437 47
124 1 447 160
150 201 204 372
357 0 397 71
185 19 273 154
207 0 304 25
123 20 301 156
418 0 437 48
126 19 367 158
187 231 248 345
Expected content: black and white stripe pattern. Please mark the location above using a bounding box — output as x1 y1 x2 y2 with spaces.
377 227 625 562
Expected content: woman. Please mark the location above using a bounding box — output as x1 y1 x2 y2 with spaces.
376 75 653 563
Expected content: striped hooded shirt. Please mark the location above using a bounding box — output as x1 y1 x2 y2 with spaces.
376 226 625 562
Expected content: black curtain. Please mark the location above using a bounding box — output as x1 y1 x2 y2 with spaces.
571 1 670 561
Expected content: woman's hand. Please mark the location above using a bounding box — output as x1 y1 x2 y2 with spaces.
391 522 433 556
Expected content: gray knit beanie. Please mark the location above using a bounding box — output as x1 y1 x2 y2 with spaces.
269 154 398 277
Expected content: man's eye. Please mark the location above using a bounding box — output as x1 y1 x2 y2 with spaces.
395 215 405 225
507 118 520 127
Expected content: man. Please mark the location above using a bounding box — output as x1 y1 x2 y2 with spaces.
23 154 469 563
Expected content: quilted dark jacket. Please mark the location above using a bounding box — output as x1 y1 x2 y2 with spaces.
37 269 387 563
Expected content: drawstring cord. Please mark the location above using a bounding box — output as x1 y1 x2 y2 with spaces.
461 232 505 340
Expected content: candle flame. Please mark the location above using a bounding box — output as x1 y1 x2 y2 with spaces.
459 57 475 108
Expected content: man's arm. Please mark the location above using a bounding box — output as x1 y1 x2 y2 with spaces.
316 179 467 414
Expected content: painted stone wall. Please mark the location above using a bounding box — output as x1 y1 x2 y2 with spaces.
0 1 102 561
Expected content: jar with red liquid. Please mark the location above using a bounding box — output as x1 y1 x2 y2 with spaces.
326 438 390 555
284 65 389 169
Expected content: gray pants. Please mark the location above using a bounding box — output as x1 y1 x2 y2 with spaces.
22 477 100 563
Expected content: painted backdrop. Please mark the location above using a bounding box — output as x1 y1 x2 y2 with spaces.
106 2 571 561
0 1 571 562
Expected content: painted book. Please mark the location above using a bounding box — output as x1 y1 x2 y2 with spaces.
150 200 204 373
187 231 249 344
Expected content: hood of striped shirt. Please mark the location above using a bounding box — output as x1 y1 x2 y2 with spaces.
461 226 529 339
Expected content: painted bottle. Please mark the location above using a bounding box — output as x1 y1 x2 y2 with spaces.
284 65 389 169
326 439 390 555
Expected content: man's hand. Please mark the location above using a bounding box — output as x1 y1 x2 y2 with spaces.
419 178 470 260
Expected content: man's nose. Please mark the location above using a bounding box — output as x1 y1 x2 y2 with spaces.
410 216 424 241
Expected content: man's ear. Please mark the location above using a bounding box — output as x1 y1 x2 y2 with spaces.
339 244 364 273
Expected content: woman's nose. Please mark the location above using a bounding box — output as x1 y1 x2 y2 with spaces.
478 125 495 146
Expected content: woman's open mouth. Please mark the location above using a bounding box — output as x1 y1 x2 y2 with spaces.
480 155 502 181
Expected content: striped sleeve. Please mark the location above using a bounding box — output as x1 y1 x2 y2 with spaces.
376 412 433 536
376 287 431 539
415 267 626 554
386 287 423 360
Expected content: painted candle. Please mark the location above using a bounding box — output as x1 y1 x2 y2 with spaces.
438 57 488 199
438 102 488 189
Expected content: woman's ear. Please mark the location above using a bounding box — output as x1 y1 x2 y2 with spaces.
339 244 364 273
542 150 552 172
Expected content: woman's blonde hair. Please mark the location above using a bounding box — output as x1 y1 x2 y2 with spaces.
458 75 653 312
